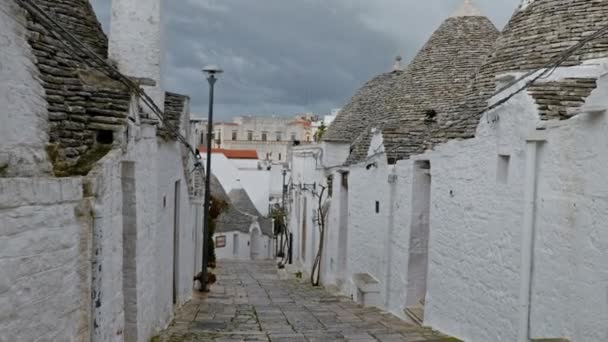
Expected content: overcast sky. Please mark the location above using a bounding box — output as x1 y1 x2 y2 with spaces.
90 0 520 120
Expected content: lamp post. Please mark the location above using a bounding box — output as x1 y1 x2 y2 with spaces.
201 65 223 291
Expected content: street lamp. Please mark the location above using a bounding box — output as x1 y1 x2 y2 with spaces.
201 65 223 291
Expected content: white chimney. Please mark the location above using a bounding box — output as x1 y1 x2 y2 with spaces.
109 0 165 113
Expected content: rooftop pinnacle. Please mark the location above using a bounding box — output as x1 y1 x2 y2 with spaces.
450 0 483 17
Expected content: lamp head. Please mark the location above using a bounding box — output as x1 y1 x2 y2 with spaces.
202 65 224 77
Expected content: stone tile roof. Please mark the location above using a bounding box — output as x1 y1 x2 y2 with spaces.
160 92 189 140
22 0 133 176
210 174 230 203
528 78 598 120
215 188 273 236
323 70 403 143
484 0 608 74
433 0 608 145
230 189 262 217
215 206 255 234
229 189 273 236
347 12 499 164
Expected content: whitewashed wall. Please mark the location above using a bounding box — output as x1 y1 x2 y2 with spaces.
214 227 272 261
344 154 392 306
154 140 196 331
0 178 90 342
88 121 198 342
395 66 608 342
0 0 51 176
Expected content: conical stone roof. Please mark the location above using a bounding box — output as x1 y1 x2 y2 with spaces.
323 66 403 143
347 3 499 164
434 0 608 143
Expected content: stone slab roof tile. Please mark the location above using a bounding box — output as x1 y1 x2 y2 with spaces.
229 189 262 217
323 70 403 143
348 14 499 164
160 92 189 140
433 0 608 146
22 0 133 176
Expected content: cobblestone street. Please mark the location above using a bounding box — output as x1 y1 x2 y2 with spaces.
155 260 456 342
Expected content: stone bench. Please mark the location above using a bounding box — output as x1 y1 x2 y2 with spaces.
352 273 381 307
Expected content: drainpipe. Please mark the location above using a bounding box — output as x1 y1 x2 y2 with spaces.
384 171 398 308
518 132 545 342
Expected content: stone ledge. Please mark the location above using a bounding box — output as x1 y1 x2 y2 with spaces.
0 177 83 208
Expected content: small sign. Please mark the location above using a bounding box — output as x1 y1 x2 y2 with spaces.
215 235 226 248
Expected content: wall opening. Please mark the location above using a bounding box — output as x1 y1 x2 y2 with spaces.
301 197 308 262
405 160 431 324
233 234 239 256
337 172 349 279
172 180 181 304
250 227 261 260
375 201 380 214
96 130 114 144
497 154 510 184
121 162 138 342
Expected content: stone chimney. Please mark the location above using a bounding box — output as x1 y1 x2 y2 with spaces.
109 0 165 113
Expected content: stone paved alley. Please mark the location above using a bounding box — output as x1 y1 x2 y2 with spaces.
155 261 456 341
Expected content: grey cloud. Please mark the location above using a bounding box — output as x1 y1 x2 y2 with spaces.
90 0 520 119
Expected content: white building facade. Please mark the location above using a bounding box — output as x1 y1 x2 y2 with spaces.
286 1 608 342
0 1 203 341
192 114 315 164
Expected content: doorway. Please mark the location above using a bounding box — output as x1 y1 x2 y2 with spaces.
301 197 308 262
250 227 261 260
337 172 349 279
173 180 181 305
405 161 431 325
233 233 239 257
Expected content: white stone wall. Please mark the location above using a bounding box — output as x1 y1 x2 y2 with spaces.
288 147 329 277
154 140 197 329
306 63 608 342
109 0 165 114
0 0 51 176
214 228 272 261
0 178 90 342
344 155 392 306
88 121 198 342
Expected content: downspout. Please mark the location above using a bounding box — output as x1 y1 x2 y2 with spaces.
384 170 398 308
518 132 545 342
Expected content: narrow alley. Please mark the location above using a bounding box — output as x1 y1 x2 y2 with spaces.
155 261 456 342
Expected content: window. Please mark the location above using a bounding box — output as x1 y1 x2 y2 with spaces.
247 131 253 141
261 132 268 141
375 201 380 213
291 133 296 141
232 131 237 140
497 155 510 184
276 133 282 141
278 153 282 161
200 133 205 145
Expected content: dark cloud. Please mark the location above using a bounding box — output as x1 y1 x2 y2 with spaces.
90 0 520 119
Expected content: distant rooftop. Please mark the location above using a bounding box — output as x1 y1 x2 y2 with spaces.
198 147 259 160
